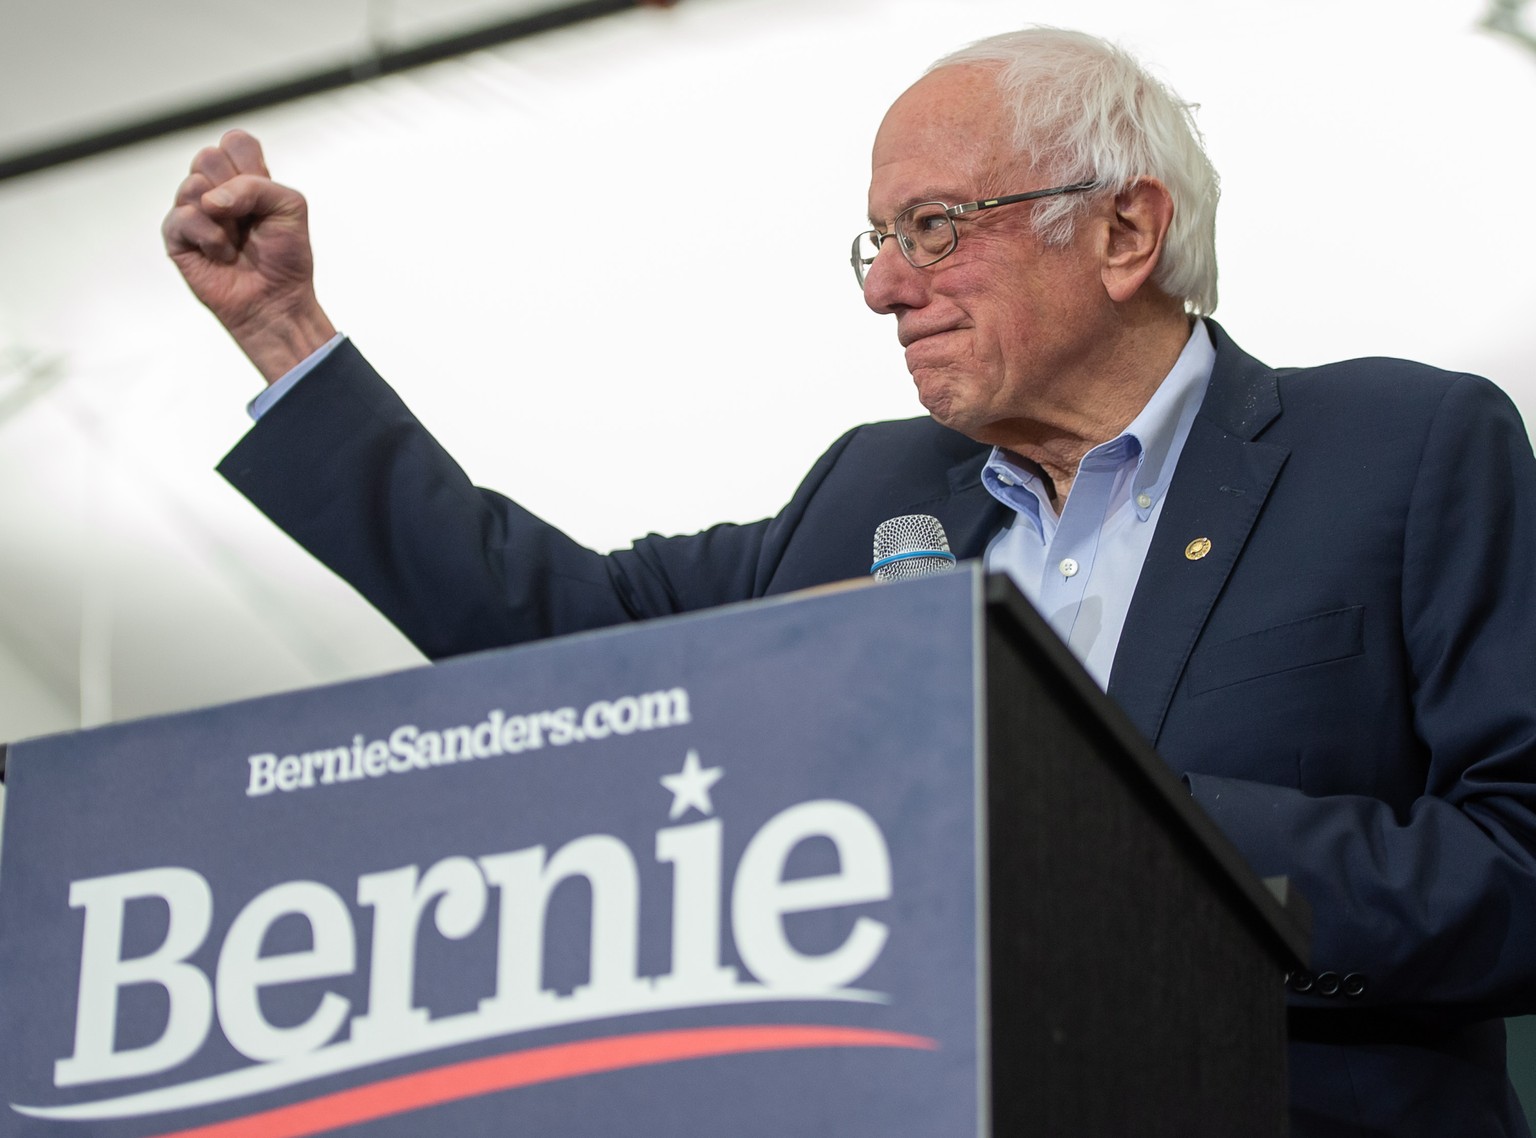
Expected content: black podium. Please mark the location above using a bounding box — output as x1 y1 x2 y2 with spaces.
0 569 1304 1138
982 573 1306 1134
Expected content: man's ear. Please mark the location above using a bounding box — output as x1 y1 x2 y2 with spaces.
1101 178 1174 303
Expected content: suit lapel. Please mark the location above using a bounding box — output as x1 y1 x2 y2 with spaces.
1107 322 1289 745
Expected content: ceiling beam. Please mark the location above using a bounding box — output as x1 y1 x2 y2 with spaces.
0 0 643 183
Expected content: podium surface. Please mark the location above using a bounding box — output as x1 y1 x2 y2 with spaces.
0 569 1303 1136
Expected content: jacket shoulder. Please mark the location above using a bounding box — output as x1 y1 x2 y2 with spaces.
1263 357 1526 440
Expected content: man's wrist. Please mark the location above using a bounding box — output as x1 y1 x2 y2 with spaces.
229 299 338 385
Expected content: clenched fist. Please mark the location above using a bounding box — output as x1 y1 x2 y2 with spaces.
162 130 336 384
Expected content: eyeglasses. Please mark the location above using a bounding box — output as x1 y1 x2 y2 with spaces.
851 180 1099 288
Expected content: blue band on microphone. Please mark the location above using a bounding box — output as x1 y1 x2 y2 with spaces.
870 549 958 574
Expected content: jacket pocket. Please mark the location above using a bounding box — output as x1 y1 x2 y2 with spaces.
1187 605 1365 695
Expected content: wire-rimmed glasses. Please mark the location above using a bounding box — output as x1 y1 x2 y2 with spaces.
851 180 1099 288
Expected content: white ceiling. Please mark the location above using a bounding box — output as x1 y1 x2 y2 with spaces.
1 0 1533 762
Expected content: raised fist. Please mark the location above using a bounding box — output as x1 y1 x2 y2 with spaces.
162 130 335 383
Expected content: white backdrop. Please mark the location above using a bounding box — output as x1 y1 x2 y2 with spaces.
1 0 1533 753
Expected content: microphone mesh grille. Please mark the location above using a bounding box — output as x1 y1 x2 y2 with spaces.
871 514 955 581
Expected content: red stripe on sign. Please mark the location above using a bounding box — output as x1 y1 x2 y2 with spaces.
147 1025 937 1138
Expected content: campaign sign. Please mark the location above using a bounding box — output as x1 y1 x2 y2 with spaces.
0 571 985 1137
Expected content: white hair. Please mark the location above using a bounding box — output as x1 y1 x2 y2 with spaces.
930 28 1220 315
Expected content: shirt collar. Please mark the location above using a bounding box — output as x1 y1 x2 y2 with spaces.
981 318 1216 524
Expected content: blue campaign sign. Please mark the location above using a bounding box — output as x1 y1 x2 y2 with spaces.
0 570 986 1138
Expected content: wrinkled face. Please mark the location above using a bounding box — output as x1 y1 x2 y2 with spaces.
864 66 1112 444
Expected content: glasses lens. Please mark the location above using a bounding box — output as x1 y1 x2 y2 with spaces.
897 204 955 266
852 230 882 287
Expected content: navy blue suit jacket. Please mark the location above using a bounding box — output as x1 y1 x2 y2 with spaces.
222 320 1536 1135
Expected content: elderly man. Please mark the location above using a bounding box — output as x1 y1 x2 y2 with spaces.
165 27 1536 1137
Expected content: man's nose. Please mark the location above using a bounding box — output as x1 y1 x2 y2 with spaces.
862 239 931 315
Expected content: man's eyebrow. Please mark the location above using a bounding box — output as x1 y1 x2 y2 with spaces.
867 189 966 228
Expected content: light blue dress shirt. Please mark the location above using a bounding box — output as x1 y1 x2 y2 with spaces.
982 320 1215 689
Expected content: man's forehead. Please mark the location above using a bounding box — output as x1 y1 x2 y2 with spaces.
881 64 1005 136
868 64 1018 216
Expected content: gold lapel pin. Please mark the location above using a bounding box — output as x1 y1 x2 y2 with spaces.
1185 537 1212 561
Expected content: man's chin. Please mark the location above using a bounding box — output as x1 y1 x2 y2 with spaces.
917 390 979 439
910 366 959 416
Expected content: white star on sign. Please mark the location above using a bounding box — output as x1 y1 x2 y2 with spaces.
661 750 723 820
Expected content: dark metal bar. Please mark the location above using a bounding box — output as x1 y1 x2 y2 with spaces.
0 0 638 183
1482 0 1536 57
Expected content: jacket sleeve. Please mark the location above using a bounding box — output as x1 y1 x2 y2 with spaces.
218 340 857 661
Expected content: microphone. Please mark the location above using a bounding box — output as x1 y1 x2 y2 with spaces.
870 514 957 581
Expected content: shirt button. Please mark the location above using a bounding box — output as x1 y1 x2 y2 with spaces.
1059 558 1079 578
1136 492 1152 509
997 473 1016 487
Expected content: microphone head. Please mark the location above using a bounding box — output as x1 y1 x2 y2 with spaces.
871 514 957 581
